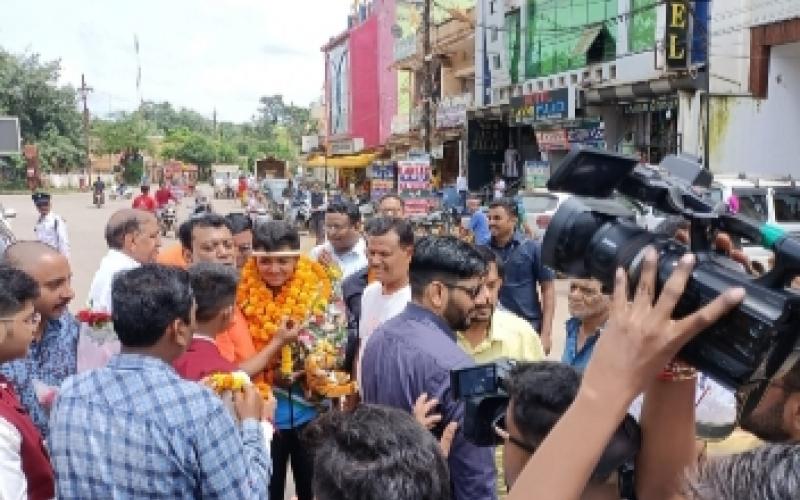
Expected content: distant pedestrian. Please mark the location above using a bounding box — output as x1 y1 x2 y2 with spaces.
32 192 70 257
493 173 506 200
132 185 157 213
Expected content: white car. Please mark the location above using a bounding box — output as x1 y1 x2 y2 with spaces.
519 191 572 240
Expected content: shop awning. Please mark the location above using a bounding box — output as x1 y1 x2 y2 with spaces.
572 26 603 57
303 152 378 169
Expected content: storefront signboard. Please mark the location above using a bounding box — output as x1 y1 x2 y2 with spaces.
666 0 689 70
511 87 574 124
525 161 550 189
398 158 433 216
535 129 569 151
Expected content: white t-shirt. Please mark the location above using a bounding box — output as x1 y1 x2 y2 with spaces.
494 179 506 199
357 282 411 387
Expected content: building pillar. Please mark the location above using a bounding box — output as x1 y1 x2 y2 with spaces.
677 89 702 157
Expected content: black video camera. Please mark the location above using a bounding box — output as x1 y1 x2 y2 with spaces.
542 146 800 417
451 358 516 447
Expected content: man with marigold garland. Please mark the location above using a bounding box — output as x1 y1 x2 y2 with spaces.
223 221 334 500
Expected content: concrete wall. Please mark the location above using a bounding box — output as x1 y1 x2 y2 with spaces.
709 41 800 175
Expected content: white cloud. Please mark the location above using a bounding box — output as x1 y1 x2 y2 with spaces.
1 0 353 121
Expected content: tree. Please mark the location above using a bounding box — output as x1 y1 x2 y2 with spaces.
0 48 85 171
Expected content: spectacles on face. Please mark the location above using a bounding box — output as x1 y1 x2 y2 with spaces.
492 413 536 454
444 282 484 300
0 311 42 327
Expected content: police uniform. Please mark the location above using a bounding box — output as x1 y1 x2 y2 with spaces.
32 193 70 257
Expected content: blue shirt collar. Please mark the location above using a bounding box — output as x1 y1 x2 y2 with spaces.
490 232 525 250
405 302 457 342
108 352 174 373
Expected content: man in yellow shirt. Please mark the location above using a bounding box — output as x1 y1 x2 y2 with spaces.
457 246 545 364
456 245 544 499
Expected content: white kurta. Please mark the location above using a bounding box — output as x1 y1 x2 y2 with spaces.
34 212 69 257
77 249 140 372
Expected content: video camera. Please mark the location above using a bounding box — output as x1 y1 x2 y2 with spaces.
451 359 641 484
542 146 800 417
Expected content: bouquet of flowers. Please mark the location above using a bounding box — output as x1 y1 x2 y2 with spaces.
76 307 115 344
238 256 356 399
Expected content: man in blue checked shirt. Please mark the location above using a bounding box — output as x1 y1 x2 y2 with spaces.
1 241 79 439
49 264 272 498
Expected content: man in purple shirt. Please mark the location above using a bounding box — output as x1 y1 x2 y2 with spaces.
361 236 497 500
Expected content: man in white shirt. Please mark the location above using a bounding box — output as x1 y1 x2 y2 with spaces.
456 171 468 212
32 192 69 257
311 200 367 280
356 217 414 388
493 173 506 200
79 209 161 372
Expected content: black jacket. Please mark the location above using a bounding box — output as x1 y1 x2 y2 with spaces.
341 266 368 373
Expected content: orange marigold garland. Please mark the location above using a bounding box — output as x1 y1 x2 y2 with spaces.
237 255 333 349
236 255 356 398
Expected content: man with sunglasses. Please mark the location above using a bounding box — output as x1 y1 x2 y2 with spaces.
361 236 497 500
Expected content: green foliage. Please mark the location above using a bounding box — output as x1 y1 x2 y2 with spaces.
122 156 144 185
0 46 318 179
0 48 85 171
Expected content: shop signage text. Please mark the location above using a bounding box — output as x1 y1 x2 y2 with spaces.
666 0 689 69
329 137 365 155
436 93 472 129
511 87 573 124
398 159 433 216
535 129 569 151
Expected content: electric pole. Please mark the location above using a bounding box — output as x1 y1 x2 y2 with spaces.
78 74 93 183
422 0 432 154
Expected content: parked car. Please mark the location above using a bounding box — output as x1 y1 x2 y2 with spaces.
518 191 572 240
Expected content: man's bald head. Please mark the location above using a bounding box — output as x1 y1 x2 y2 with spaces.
105 209 155 249
2 240 63 270
2 241 74 321
105 209 161 264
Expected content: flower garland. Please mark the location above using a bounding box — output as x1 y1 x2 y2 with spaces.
237 255 334 351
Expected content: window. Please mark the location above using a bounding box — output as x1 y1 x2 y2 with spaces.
491 27 499 42
610 65 617 79
490 0 496 15
570 73 578 84
773 189 800 222
629 0 657 53
493 54 502 69
733 189 769 223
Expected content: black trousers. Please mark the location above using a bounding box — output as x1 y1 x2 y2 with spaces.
269 423 314 500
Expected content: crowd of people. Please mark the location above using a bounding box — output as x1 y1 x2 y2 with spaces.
1 187 799 500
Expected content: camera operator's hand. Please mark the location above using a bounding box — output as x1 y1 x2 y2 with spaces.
582 248 745 408
413 393 442 430
508 249 745 500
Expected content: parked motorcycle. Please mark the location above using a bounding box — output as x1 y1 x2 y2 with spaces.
93 190 105 208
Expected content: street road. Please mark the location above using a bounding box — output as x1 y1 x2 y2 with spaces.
1 187 572 360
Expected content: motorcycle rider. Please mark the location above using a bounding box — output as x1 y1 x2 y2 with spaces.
132 185 157 213
154 181 175 210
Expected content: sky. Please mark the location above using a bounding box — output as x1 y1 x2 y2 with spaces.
0 0 354 122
